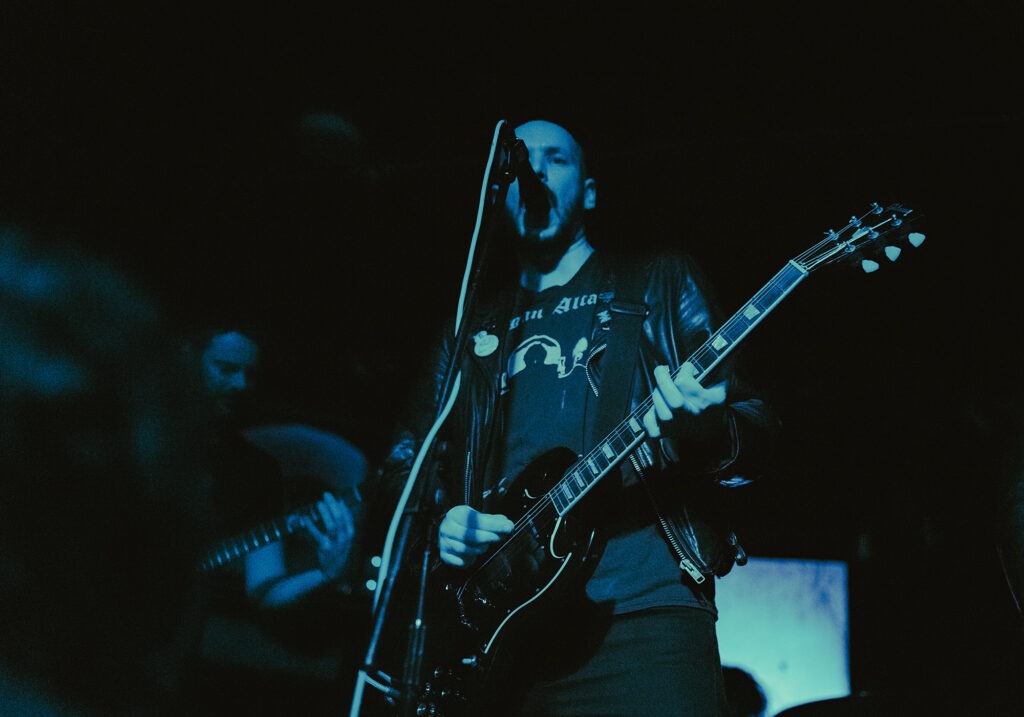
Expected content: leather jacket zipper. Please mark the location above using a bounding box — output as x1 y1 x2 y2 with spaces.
593 335 707 585
629 453 707 585
584 342 605 398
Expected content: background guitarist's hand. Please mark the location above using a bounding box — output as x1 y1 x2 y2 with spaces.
438 504 515 568
299 491 355 581
642 362 727 438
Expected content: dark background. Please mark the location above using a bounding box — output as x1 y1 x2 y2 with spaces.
3 2 1022 707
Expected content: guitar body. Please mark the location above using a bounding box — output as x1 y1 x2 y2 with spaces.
416 446 599 716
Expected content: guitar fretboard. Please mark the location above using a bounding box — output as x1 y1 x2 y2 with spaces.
547 260 808 516
199 485 361 572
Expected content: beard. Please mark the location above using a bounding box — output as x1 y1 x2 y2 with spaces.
506 203 585 274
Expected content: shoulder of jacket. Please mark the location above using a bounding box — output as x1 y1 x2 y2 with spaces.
606 247 699 285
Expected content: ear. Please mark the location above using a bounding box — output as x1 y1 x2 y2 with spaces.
583 177 597 210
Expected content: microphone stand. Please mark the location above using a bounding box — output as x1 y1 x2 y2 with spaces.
352 122 518 717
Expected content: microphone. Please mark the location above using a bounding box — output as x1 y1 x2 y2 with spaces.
508 137 550 226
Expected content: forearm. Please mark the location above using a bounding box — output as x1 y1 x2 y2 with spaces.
252 568 335 610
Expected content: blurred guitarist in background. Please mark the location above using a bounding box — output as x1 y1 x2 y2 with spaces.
186 319 359 715
372 119 780 716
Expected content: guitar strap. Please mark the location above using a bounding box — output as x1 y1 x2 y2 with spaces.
586 256 649 450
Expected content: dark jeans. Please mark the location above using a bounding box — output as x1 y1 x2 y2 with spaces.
490 605 726 717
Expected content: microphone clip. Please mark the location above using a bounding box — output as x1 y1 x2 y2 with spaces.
495 122 525 187
492 119 551 227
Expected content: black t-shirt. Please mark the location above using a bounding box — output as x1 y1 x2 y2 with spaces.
494 260 598 495
208 430 287 535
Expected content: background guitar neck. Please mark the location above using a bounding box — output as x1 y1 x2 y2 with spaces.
199 484 361 573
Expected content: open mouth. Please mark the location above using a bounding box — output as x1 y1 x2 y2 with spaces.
523 204 550 230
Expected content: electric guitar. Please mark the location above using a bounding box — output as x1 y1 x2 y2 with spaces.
411 202 926 715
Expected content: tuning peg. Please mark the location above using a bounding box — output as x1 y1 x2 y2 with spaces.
908 232 925 247
884 246 901 261
861 259 880 273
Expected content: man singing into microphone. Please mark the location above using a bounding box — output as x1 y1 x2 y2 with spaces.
376 119 779 716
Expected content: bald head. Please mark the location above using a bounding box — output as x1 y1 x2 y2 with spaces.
513 120 588 177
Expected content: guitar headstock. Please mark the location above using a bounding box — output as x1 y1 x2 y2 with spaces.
796 202 926 274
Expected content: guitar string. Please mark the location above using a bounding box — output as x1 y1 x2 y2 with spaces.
793 205 907 267
484 388 663 575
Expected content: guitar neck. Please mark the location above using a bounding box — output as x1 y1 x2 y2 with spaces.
199 485 361 573
546 260 808 517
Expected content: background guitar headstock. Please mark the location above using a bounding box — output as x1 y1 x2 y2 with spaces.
795 202 926 275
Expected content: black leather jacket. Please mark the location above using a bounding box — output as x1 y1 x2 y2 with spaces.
380 248 779 583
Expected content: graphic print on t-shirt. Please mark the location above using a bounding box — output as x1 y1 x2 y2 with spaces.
497 286 601 489
507 334 588 380
504 288 605 383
